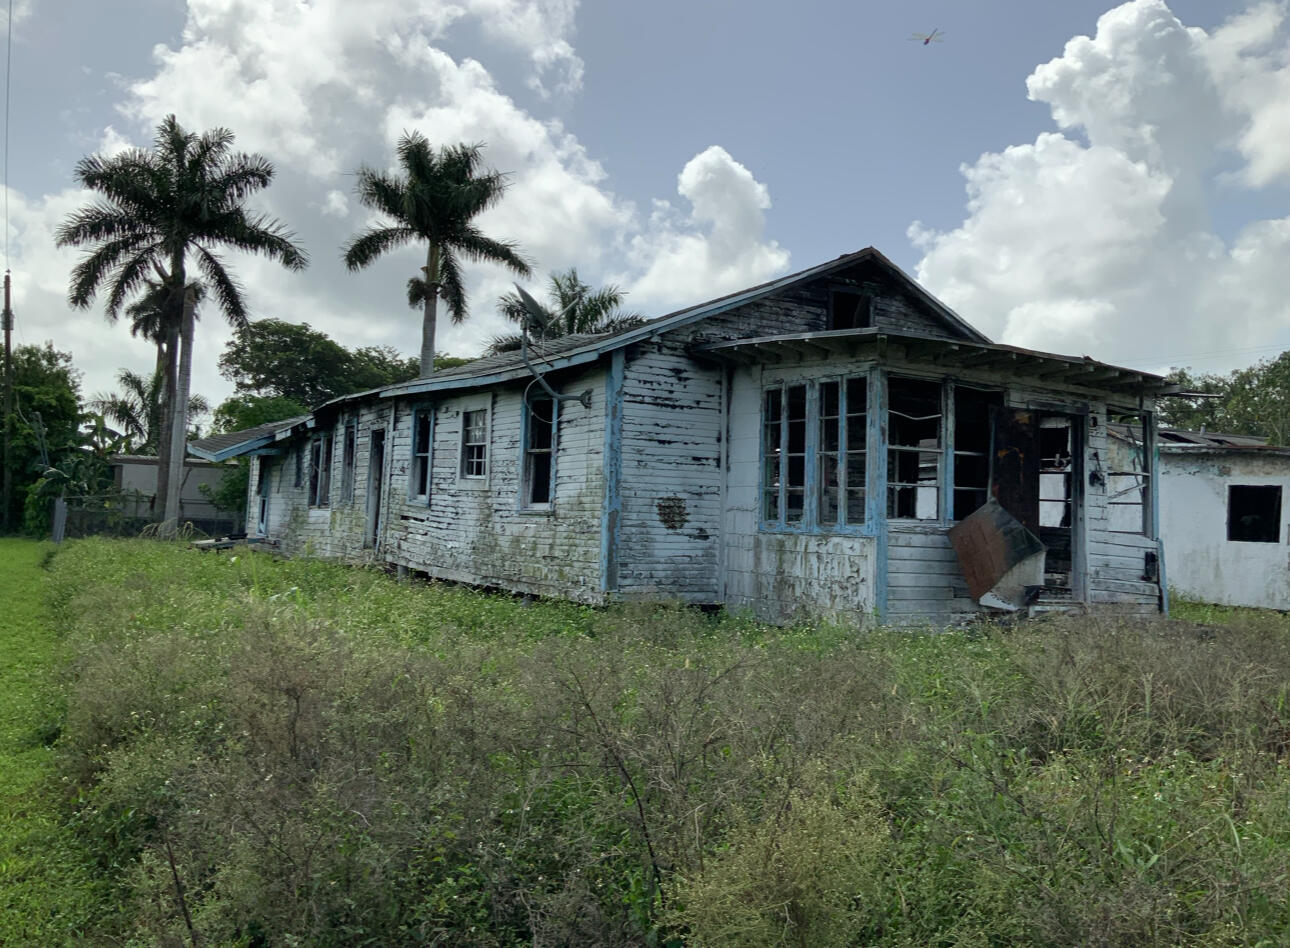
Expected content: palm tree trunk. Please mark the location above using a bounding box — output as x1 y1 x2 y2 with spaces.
161 287 196 536
419 242 440 378
154 329 177 519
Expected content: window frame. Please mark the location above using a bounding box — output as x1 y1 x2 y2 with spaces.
457 400 491 484
409 406 435 504
340 421 357 504
759 372 871 535
1227 484 1282 543
1107 411 1154 537
307 431 333 508
828 285 873 331
521 393 558 510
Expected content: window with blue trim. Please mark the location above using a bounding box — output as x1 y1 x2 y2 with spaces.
523 395 556 507
762 376 867 530
410 408 434 502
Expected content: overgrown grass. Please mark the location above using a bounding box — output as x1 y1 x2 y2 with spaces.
41 538 1290 945
0 539 116 944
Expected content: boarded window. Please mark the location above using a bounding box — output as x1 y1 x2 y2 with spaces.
1108 413 1151 534
461 409 489 478
410 409 433 500
524 396 556 506
340 423 356 503
953 387 1001 520
829 289 872 330
1228 485 1281 543
308 433 332 507
888 377 942 520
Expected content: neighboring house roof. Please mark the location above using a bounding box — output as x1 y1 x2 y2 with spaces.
187 415 312 462
1156 429 1271 448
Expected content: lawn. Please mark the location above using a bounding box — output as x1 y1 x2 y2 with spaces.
0 539 114 945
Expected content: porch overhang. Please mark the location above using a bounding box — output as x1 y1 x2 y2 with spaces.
691 330 1169 398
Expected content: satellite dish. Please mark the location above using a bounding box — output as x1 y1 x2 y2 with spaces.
514 284 551 333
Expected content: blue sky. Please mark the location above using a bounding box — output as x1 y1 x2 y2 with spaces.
4 0 1288 406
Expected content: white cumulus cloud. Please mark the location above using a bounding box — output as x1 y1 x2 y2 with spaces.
912 0 1290 374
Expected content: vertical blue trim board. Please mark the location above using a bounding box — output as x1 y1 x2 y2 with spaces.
867 366 889 622
600 351 625 594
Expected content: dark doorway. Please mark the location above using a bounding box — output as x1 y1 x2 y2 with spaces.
365 429 386 549
990 407 1082 599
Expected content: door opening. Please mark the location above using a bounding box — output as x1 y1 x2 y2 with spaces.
365 429 386 549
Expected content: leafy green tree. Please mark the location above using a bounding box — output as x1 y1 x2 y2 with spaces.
342 133 531 378
56 114 307 533
1159 355 1290 444
203 393 311 524
218 319 423 407
3 344 84 532
89 368 210 454
487 267 646 353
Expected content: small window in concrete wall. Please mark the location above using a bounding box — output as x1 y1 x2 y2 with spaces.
308 433 332 507
410 409 433 501
829 288 872 330
461 408 489 479
340 423 356 503
523 395 556 507
1228 485 1282 543
1108 413 1152 535
888 377 942 520
952 387 1002 520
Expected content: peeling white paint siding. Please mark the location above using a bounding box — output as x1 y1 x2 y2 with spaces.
722 360 879 624
1159 451 1290 609
381 371 608 602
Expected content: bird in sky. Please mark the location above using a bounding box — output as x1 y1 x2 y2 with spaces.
909 28 944 46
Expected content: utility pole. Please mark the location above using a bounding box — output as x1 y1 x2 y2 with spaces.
2 270 13 533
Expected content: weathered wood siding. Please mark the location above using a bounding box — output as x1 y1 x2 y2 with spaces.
721 360 879 625
380 371 608 602
253 401 390 560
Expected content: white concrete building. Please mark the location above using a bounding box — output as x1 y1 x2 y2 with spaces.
1155 431 1290 609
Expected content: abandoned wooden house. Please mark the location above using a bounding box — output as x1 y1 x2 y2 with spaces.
190 247 1173 626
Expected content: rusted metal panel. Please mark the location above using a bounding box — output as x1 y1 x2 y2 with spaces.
947 498 1045 601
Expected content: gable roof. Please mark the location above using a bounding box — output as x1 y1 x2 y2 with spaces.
187 414 311 462
383 247 990 399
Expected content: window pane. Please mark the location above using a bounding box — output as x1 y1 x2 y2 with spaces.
528 453 552 505
787 454 805 489
889 378 942 449
786 385 807 453
763 489 780 521
785 488 805 522
818 454 839 524
1228 485 1282 542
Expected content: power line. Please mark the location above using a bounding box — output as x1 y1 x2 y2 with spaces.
4 0 11 268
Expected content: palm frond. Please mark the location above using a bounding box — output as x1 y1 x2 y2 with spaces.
193 245 248 328
437 249 467 322
343 225 415 271
453 224 532 277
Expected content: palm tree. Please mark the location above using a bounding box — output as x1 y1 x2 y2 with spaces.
90 368 210 455
487 267 647 353
56 115 307 533
342 133 531 378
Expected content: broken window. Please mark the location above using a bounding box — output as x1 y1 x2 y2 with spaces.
461 408 489 479
410 408 433 501
817 377 867 527
1108 412 1151 534
952 387 1001 520
523 395 556 507
1228 485 1281 543
829 288 872 330
308 432 332 507
762 376 867 530
340 422 356 503
1039 417 1074 529
888 377 942 520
